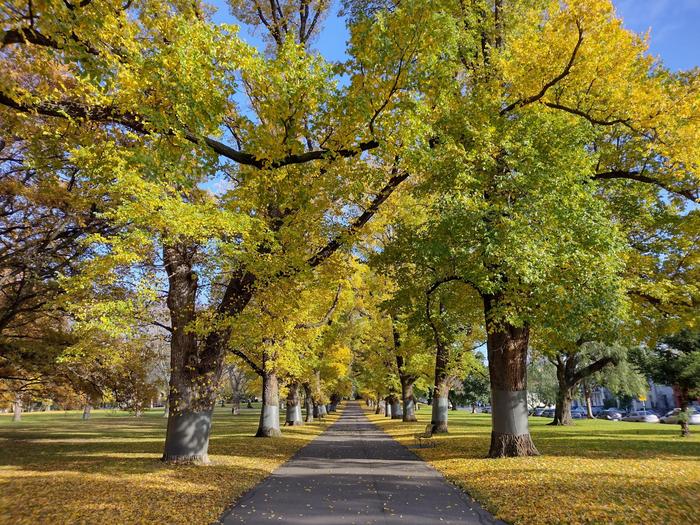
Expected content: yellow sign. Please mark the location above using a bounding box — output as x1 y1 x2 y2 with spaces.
638 394 647 402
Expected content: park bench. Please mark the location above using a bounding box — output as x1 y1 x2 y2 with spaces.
414 423 436 448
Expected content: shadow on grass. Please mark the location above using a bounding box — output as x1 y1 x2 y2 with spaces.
0 405 334 525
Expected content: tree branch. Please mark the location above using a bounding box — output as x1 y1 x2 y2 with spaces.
572 356 618 384
501 20 583 115
307 167 409 268
0 92 379 168
295 284 342 329
594 170 698 202
230 348 263 376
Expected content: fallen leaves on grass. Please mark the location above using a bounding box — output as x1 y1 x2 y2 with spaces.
368 408 700 525
0 406 336 525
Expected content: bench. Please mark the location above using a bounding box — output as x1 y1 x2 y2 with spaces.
414 423 436 448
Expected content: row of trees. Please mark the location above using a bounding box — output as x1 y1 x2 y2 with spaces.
1 0 698 462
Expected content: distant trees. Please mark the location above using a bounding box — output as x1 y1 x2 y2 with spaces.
460 360 490 414
635 331 700 436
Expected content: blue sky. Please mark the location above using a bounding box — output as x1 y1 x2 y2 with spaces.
209 0 700 71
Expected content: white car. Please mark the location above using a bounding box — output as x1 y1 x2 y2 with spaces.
660 408 700 425
622 410 660 423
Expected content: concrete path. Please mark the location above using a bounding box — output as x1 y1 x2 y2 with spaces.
219 401 503 525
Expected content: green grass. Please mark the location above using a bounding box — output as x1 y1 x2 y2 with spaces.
369 408 700 525
0 404 337 525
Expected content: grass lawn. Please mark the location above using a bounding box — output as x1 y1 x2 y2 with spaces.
0 404 337 525
367 407 700 525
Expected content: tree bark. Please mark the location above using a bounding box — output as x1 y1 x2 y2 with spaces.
231 400 240 415
427 298 449 433
384 396 392 418
163 399 169 418
679 387 690 437
583 383 594 419
162 244 221 464
390 396 403 419
484 294 539 457
303 382 314 423
12 395 21 422
256 364 282 437
429 333 450 433
401 381 418 422
82 404 92 420
552 386 575 426
285 382 303 426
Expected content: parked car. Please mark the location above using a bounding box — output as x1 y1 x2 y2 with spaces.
591 406 605 417
541 408 555 418
660 408 700 425
599 408 624 421
571 407 587 419
532 407 547 417
622 410 660 423
481 405 492 414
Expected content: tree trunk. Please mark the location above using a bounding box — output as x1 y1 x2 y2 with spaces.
551 386 574 426
551 353 579 426
680 388 690 438
256 366 282 437
162 244 222 464
12 395 21 422
163 399 169 418
390 396 403 419
449 391 459 411
471 404 477 414
584 383 594 419
82 404 92 420
375 402 382 414
384 396 392 418
484 294 539 457
303 383 314 423
427 296 449 433
401 381 418 422
231 400 240 415
285 382 303 426
431 379 449 433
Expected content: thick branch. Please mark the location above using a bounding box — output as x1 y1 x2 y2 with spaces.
501 20 583 114
230 348 263 376
295 284 341 329
542 102 630 127
0 92 379 168
307 168 409 268
594 170 698 202
572 356 618 384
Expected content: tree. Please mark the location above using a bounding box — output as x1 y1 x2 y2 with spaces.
635 330 700 437
460 357 490 413
353 0 699 457
527 359 558 408
1 0 430 462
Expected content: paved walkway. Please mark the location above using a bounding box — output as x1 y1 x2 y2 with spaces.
219 401 503 525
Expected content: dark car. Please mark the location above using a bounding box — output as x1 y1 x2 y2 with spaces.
571 407 587 419
599 408 624 421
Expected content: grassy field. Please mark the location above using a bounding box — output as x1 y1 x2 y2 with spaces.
367 407 700 525
0 404 337 525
